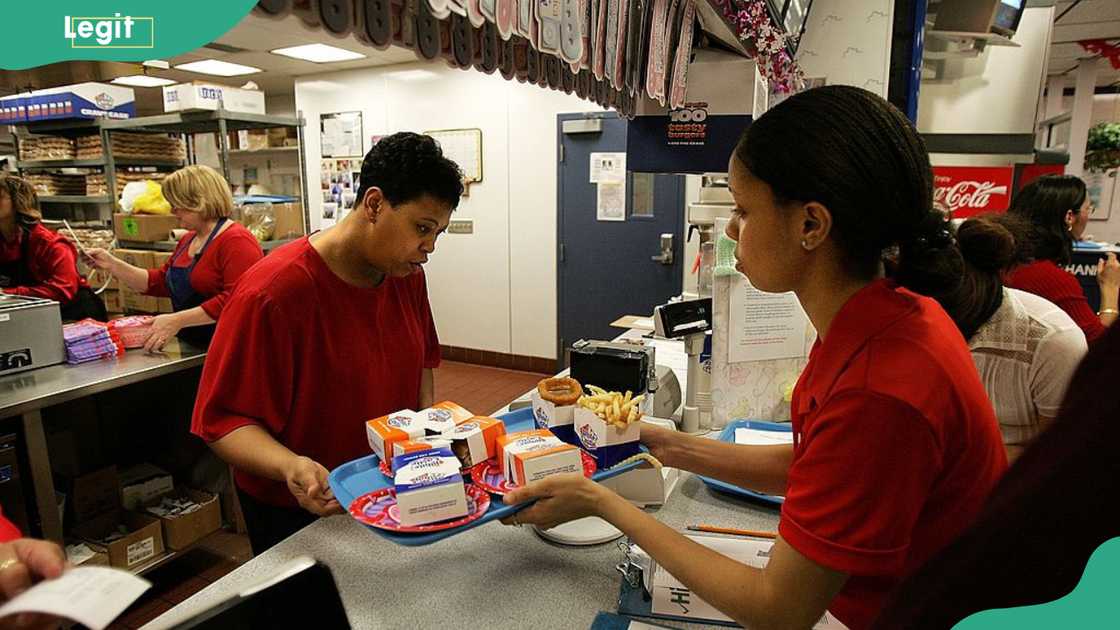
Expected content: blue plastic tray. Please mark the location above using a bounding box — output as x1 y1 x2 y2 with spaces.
329 407 643 546
696 419 791 506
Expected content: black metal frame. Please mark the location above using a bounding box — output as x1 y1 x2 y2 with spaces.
763 0 815 55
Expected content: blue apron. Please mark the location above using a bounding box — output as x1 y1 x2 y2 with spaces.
165 218 227 347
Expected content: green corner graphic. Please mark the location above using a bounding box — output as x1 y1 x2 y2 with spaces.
3 2 257 70
955 536 1120 629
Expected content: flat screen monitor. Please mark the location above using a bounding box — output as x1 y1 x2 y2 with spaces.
993 0 1025 35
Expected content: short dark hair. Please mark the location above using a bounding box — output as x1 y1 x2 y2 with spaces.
733 85 937 282
1006 175 1085 266
355 132 463 209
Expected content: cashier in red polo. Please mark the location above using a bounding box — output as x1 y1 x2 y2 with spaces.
191 133 460 554
503 87 1008 630
0 175 106 321
85 165 263 352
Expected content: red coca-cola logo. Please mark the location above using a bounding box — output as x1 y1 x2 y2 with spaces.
932 167 1014 218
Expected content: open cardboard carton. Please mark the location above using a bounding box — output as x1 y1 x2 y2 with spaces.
74 510 164 572
139 487 221 550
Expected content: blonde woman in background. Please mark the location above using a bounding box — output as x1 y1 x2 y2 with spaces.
86 165 262 351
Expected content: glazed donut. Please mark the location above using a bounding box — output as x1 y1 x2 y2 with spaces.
537 377 582 406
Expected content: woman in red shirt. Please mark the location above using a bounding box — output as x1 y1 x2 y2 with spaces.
86 165 262 351
1004 175 1119 343
504 86 1007 630
192 133 459 553
0 175 106 321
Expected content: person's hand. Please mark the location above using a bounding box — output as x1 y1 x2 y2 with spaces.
284 456 342 516
81 248 117 272
142 313 183 354
1098 252 1120 292
500 474 609 530
0 538 67 630
639 421 679 464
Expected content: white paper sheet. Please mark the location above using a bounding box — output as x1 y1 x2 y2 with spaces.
589 151 626 183
597 182 626 221
734 427 794 446
647 536 846 628
728 274 812 363
0 567 151 630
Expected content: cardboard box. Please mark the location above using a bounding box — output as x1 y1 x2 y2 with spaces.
122 288 158 314
418 401 474 435
0 94 28 124
151 251 173 269
392 448 468 527
112 247 156 270
391 437 452 473
114 213 178 243
574 408 641 470
238 129 269 151
120 463 174 511
366 411 426 462
102 289 123 313
497 430 582 486
267 127 294 148
270 202 305 240
156 297 174 314
65 541 110 567
442 416 506 468
530 390 578 447
163 83 266 115
76 512 164 571
89 269 119 290
58 466 120 523
140 488 220 550
23 83 135 122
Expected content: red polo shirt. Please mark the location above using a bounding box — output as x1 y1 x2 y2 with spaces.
191 237 441 508
145 222 262 320
780 280 1006 630
0 223 90 303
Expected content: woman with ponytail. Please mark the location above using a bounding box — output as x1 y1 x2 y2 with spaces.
909 214 1087 462
501 86 1007 630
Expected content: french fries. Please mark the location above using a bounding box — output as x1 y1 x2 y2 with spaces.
577 385 644 429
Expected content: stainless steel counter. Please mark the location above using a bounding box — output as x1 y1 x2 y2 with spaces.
0 339 206 541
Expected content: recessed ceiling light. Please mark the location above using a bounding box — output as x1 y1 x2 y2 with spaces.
174 59 262 77
111 75 176 87
270 43 366 63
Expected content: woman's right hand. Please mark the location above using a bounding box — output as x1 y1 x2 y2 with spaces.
284 456 343 516
82 248 117 272
639 421 681 465
1098 253 1120 292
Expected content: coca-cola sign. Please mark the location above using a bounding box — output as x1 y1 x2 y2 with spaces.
932 166 1014 218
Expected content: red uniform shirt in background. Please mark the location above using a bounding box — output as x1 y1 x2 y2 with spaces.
0 223 90 302
192 237 441 507
145 222 262 319
0 508 20 542
1005 260 1106 343
779 280 1007 630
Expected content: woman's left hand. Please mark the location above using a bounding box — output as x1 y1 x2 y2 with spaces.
143 313 183 353
500 474 609 530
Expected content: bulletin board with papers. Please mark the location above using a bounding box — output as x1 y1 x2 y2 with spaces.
425 128 483 185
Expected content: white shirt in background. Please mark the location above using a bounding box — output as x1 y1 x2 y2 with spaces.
968 288 1088 446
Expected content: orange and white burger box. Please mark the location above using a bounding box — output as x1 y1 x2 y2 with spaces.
419 401 474 434
392 447 468 527
441 416 506 468
366 411 426 462
497 430 583 486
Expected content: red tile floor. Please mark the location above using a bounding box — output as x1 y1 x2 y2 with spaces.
105 361 550 628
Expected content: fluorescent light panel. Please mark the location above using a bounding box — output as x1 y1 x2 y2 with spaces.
271 43 366 63
174 59 261 77
111 75 176 87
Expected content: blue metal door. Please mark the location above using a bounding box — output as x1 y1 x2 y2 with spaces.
557 112 685 361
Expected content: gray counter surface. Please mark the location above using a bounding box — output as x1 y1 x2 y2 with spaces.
146 473 780 630
0 339 206 420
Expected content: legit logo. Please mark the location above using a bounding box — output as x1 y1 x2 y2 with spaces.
64 14 154 48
